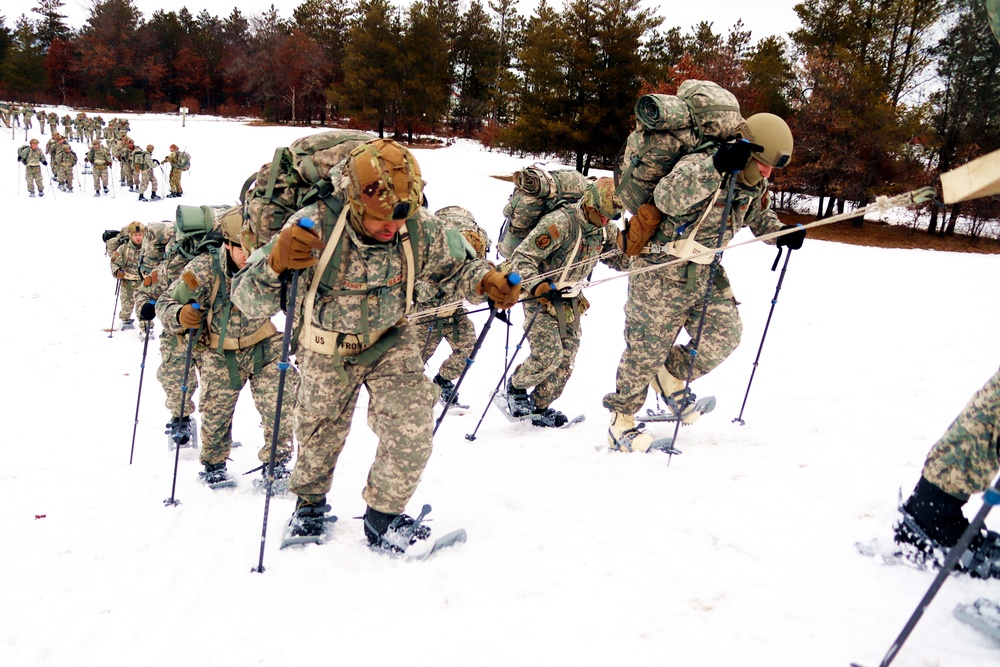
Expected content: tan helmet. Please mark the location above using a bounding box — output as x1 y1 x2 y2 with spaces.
126 221 145 236
146 144 154 152
582 177 623 220
218 208 243 246
744 113 793 169
344 139 423 224
170 144 178 151
29 139 38 146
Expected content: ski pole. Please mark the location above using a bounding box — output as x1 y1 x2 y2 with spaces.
851 476 1000 667
108 278 122 338
466 301 541 441
44 164 57 200
252 219 314 573
164 306 202 507
733 247 795 425
129 302 155 464
435 302 500 435
17 162 21 195
667 171 738 461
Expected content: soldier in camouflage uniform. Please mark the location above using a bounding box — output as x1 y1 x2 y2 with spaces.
108 222 145 330
506 178 624 427
11 104 21 127
86 139 111 196
55 142 78 192
36 109 45 133
231 139 520 551
0 101 10 128
22 104 34 129
17 139 47 197
162 144 185 198
135 143 160 201
117 137 137 191
605 113 804 452
156 213 297 487
414 206 492 408
61 114 73 141
894 365 1000 578
47 111 58 136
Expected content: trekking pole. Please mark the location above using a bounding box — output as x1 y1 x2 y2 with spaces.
253 219 314 573
732 247 795 425
435 303 501 435
108 278 122 338
666 172 738 461
17 162 21 195
850 476 1000 667
44 164 57 200
164 305 202 507
466 301 541 441
129 303 155 464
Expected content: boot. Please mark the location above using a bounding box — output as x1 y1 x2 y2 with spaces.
433 373 459 406
653 367 702 424
531 406 568 428
29 192 35 198
94 190 100 197
121 319 135 330
165 415 193 446
288 496 332 538
38 190 44 197
607 412 654 453
137 193 147 201
150 191 161 201
364 506 432 554
103 187 109 193
199 461 230 486
506 378 534 418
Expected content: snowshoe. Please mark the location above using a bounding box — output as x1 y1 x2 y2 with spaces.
137 194 147 201
636 394 717 423
607 412 681 454
492 390 533 423
166 416 199 451
198 462 236 489
528 407 585 429
954 598 1000 642
893 503 1000 579
251 460 292 495
121 319 135 331
281 499 337 548
433 374 468 410
38 191 44 197
364 504 434 555
29 192 35 198
150 192 161 201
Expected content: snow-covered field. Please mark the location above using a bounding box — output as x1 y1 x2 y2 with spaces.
1 111 998 667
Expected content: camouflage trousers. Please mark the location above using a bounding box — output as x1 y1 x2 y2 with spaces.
290 326 436 514
510 299 582 410
58 164 73 189
92 165 109 191
417 307 477 382
138 169 158 195
118 278 140 321
923 365 1000 498
23 115 32 129
196 334 297 467
24 166 44 194
603 260 742 415
169 168 182 195
48 123 57 136
156 334 199 419
123 162 135 187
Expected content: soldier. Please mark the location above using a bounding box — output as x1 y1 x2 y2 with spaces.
604 113 805 452
11 104 21 127
36 108 45 133
61 113 73 141
156 213 297 487
55 142 78 192
47 111 59 136
415 206 492 408
135 143 160 201
22 103 34 129
117 137 136 191
17 138 48 197
894 365 1000 578
45 134 62 182
505 177 624 427
107 222 145 330
0 101 9 128
162 144 186 198
231 139 520 552
86 139 111 197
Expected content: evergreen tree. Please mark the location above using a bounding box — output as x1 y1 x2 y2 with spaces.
31 0 71 52
73 0 143 108
1 16 47 97
399 0 454 140
453 1 500 134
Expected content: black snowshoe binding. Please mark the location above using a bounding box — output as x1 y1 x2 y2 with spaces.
364 505 433 555
289 499 333 538
198 461 235 489
506 380 534 418
121 319 135 331
434 373 461 407
251 459 292 495
637 387 716 423
530 407 568 428
166 415 198 450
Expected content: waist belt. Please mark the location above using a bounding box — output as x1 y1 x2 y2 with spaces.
208 320 277 351
299 323 390 357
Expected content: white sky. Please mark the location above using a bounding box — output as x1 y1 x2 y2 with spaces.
47 0 803 43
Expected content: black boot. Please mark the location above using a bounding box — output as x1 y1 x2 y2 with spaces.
433 373 459 406
199 461 230 485
506 379 534 418
530 406 568 428
288 496 331 537
364 505 432 554
150 191 161 201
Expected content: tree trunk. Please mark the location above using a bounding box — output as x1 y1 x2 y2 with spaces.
945 203 961 236
927 206 938 234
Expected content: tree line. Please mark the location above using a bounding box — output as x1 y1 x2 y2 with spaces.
1 0 997 236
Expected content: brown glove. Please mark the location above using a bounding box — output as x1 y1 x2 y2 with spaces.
268 224 325 274
477 270 521 310
618 203 662 257
533 282 558 306
142 269 157 287
178 304 203 329
114 269 125 279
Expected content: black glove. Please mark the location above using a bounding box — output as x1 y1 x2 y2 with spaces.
776 225 806 250
41 159 47 165
17 157 23 163
712 139 763 175
152 159 160 167
139 302 157 321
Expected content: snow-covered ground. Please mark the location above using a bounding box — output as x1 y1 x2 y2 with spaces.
1 111 998 667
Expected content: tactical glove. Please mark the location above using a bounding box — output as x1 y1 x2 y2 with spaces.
142 269 157 287
114 269 125 279
268 223 325 274
533 282 560 306
775 224 806 250
178 304 203 329
139 302 156 321
618 204 661 257
41 159 47 165
712 140 763 175
477 270 521 310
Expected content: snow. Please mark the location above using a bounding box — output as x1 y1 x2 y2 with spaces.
2 110 999 667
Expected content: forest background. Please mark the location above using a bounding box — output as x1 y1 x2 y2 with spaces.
0 0 998 235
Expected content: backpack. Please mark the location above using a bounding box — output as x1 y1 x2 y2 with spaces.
131 148 147 166
139 221 175 274
176 151 191 171
17 145 29 162
240 130 374 253
497 166 590 259
614 79 747 215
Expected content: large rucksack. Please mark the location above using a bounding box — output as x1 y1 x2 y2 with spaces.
614 79 747 215
17 145 30 162
139 221 175 274
497 166 590 259
176 151 191 171
240 129 374 253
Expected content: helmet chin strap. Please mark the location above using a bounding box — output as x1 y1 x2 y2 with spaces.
738 160 763 187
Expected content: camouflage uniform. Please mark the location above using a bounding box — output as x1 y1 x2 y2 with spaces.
61 114 73 141
157 248 296 468
163 147 184 197
136 230 200 421
0 102 9 128
36 109 45 133
923 366 1000 497
231 197 494 513
508 201 622 410
108 231 143 323
11 105 21 127
602 151 784 416
117 140 136 190
134 147 159 198
22 104 34 129
86 143 111 195
18 143 46 195
47 112 58 136
55 144 77 191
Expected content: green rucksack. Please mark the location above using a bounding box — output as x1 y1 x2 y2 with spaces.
240 129 374 253
497 166 590 259
614 79 746 215
17 145 30 162
177 151 191 171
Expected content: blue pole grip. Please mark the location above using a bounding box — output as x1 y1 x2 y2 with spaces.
298 218 315 229
507 272 521 286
